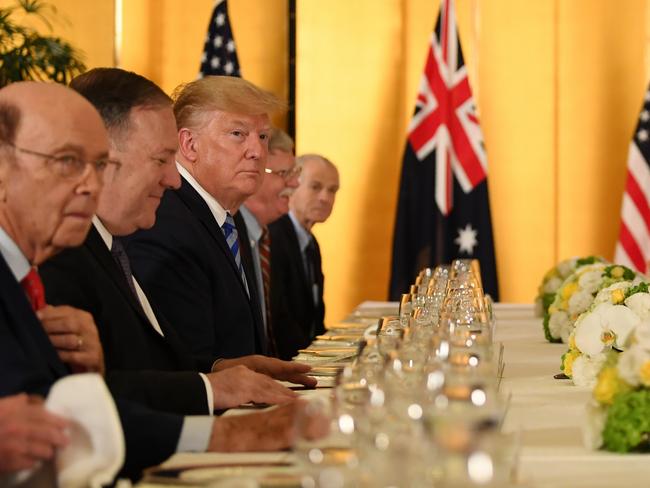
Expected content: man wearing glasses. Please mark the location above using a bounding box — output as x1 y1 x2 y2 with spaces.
238 128 300 355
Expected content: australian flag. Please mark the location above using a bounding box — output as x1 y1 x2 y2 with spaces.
389 0 499 300
199 0 241 77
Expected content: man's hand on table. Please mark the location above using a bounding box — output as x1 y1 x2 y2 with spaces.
208 401 329 452
207 365 298 409
213 355 317 388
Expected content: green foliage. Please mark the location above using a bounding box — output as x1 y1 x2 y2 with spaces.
0 0 85 86
541 292 555 315
602 265 636 281
625 283 650 300
602 389 650 453
576 256 602 267
543 314 562 343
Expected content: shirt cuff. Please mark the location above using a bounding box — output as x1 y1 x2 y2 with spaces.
175 416 214 452
198 372 214 414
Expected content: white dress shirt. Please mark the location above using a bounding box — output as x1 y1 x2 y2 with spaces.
92 217 214 452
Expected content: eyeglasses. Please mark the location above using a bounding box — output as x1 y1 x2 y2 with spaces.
265 164 301 181
4 142 121 183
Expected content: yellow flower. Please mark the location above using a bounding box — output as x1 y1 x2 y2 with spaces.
639 361 650 387
549 305 558 314
563 350 581 377
568 333 577 351
593 366 629 405
561 299 569 311
562 282 578 300
610 289 625 304
610 266 624 279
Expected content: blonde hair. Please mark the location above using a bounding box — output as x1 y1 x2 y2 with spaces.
172 76 285 130
269 127 294 153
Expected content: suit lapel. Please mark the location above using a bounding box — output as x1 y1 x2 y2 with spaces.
0 257 68 378
175 178 250 296
282 216 313 307
84 226 151 324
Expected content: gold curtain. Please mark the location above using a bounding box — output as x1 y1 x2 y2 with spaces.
30 0 650 324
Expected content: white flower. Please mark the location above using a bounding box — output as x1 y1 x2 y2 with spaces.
571 354 607 387
593 281 633 306
574 303 640 356
617 345 650 387
557 258 578 279
543 276 563 295
549 310 569 341
624 292 650 320
560 319 575 344
568 289 594 316
633 319 650 351
578 269 605 294
583 401 607 450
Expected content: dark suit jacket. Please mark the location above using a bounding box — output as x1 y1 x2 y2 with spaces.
0 253 183 479
269 214 325 360
124 177 266 368
40 225 210 416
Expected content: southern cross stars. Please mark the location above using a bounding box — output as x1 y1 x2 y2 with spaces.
455 223 478 255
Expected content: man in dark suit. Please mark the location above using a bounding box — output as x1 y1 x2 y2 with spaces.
0 81 322 480
270 154 340 359
40 68 307 417
239 127 300 355
125 76 285 365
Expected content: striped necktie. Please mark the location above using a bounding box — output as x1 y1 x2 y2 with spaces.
221 213 248 291
259 227 277 355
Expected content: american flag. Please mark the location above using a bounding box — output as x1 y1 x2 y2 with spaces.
615 88 650 273
390 0 499 299
199 0 241 77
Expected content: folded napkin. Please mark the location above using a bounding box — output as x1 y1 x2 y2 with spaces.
11 374 125 488
49 373 124 488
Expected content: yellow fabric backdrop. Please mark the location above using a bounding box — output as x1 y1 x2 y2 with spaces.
29 0 650 324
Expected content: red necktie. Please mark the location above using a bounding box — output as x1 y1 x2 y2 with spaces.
21 267 46 311
259 227 277 355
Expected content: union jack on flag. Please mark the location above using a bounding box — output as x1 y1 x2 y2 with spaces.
615 87 650 273
390 0 499 300
408 0 487 216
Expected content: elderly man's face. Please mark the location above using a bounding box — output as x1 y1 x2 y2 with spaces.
99 106 179 235
290 160 340 226
193 110 271 209
1 86 107 259
247 149 298 224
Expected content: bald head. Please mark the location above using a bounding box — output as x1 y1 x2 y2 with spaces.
0 81 108 264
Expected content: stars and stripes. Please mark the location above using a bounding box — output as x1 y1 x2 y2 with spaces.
615 88 650 273
199 0 241 77
390 0 499 300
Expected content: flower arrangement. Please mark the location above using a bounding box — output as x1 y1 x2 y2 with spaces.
535 256 604 318
584 317 650 452
544 262 617 343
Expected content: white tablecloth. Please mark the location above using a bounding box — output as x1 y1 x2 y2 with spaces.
139 302 650 488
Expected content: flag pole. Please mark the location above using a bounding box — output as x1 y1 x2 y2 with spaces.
288 0 296 140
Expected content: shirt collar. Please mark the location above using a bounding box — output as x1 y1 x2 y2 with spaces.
289 210 312 253
0 226 31 281
92 215 113 250
176 162 228 227
239 205 262 242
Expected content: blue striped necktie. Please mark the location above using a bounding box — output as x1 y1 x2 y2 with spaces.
221 213 247 290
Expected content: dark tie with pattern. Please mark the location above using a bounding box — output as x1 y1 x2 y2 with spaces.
21 267 46 311
111 237 140 301
259 227 277 355
221 212 249 295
